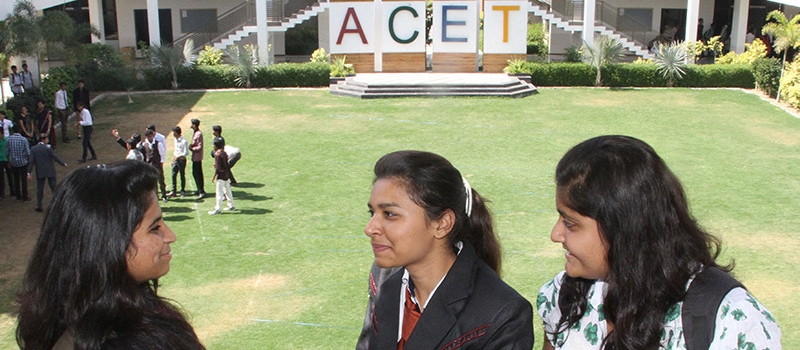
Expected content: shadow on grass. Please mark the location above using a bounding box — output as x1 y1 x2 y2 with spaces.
0 277 21 315
161 206 195 214
231 182 265 189
236 208 273 215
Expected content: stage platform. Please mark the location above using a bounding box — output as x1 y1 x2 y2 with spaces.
330 73 537 98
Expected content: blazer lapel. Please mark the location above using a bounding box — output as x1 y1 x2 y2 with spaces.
404 243 478 349
372 269 404 350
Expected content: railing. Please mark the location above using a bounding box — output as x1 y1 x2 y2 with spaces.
172 0 327 52
595 1 654 48
174 1 254 53
532 0 655 49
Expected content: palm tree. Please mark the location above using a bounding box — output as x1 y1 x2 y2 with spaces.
150 43 186 89
653 42 687 87
225 44 258 88
582 35 624 86
762 10 800 101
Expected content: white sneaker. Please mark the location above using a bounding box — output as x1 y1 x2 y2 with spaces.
223 206 235 211
208 209 221 215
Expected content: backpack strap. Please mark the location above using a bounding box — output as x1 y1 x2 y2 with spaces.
682 266 744 350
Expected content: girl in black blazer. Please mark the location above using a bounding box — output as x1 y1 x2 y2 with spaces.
361 150 533 349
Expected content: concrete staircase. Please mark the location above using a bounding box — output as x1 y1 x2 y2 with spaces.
529 4 653 59
330 73 538 98
215 2 331 50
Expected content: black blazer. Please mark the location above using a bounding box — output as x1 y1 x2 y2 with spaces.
366 242 534 350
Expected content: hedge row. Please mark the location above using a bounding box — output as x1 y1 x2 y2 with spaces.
46 62 332 92
524 62 755 88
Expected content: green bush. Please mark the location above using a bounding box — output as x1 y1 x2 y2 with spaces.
141 67 173 90
780 59 800 108
251 62 329 87
92 66 138 91
753 57 781 98
677 64 754 88
604 63 667 87
41 66 80 109
526 62 595 86
3 90 44 123
527 23 548 56
178 65 237 89
285 18 319 55
197 45 224 66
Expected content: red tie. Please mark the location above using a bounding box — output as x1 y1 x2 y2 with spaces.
398 287 421 350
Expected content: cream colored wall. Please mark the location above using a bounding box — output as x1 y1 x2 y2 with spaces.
115 0 240 49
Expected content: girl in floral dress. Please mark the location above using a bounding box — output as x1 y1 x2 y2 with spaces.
538 135 780 349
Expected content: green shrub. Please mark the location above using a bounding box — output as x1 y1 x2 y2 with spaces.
3 90 44 123
311 48 330 63
41 66 80 108
141 67 173 90
197 45 224 66
780 59 800 108
753 57 781 98
285 18 319 55
677 64 754 88
526 62 594 86
564 45 583 63
527 23 548 56
92 66 138 91
251 62 329 87
604 63 667 87
178 65 238 89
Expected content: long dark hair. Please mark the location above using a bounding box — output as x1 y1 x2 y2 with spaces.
373 150 502 273
16 160 204 349
554 135 728 349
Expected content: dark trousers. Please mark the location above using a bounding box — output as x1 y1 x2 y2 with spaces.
0 161 12 196
57 108 70 140
192 160 204 194
36 176 56 209
171 157 187 192
228 152 241 184
11 166 28 200
82 125 96 160
152 162 167 198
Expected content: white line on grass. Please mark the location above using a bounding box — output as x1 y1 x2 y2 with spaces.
194 202 206 241
250 319 359 330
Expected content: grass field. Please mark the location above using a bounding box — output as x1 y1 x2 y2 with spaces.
0 88 798 348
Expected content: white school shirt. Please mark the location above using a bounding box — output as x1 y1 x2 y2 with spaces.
79 109 93 126
173 135 189 158
55 89 69 110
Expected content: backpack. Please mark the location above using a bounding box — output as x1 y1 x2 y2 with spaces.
681 267 744 350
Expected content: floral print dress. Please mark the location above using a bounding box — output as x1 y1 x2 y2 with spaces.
537 271 781 349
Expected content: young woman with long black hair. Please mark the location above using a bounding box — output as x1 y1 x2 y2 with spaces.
16 160 204 349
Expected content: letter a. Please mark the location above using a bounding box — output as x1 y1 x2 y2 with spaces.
336 7 369 45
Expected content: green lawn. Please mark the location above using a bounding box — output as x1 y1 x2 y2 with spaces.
1 88 797 349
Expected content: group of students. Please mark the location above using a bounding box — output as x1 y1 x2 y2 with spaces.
14 135 780 349
113 118 241 215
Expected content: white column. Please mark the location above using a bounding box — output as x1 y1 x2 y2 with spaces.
257 0 270 65
147 0 161 46
374 0 383 71
88 0 105 43
685 0 700 44
730 0 749 53
582 0 596 47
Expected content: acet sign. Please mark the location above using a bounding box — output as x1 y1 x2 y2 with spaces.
328 0 527 72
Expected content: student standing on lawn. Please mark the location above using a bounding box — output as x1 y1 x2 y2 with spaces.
189 119 205 199
72 79 90 139
169 126 189 198
144 127 168 202
27 133 67 212
208 137 234 215
361 150 533 349
538 135 781 349
75 101 97 163
54 82 71 143
211 125 241 186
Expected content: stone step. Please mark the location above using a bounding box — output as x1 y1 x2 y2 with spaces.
329 73 538 99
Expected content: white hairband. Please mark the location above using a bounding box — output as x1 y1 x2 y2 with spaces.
462 177 473 217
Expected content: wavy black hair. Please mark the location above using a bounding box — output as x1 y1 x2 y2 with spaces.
373 150 502 273
553 135 729 349
16 160 204 349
